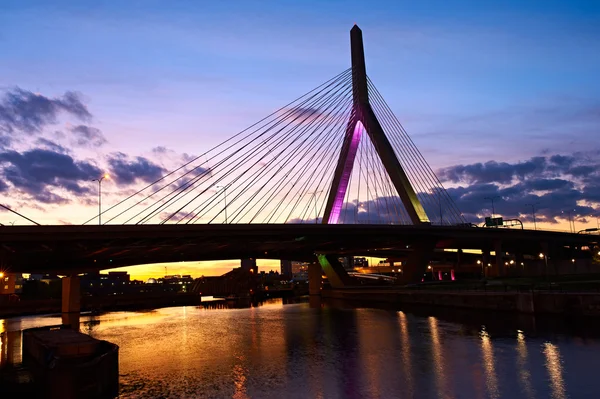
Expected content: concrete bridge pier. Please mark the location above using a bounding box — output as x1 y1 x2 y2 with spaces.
515 252 525 276
398 240 437 284
316 254 353 288
482 249 491 278
308 262 322 296
61 275 81 330
494 240 505 277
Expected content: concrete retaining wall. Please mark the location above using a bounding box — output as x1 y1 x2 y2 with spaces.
322 288 600 316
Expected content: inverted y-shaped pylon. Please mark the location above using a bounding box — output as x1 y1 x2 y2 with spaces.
323 25 430 225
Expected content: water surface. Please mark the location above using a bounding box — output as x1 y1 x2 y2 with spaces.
2 298 600 398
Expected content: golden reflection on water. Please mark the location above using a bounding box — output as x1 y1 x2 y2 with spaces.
544 342 567 399
480 328 499 399
429 317 453 399
398 311 414 397
232 354 249 399
356 309 383 398
516 331 535 398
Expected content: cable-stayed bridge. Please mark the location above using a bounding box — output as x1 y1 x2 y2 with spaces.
0 26 596 288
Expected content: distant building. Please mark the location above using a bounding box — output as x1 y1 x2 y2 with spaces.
280 260 292 278
0 273 23 295
240 258 258 274
291 261 309 274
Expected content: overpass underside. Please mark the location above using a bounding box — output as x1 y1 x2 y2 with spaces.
0 224 595 276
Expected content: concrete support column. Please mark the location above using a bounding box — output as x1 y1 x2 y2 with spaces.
515 252 525 277
308 262 322 296
61 275 80 314
493 240 504 277
541 241 550 279
317 254 353 288
62 275 80 330
397 240 437 284
482 249 490 278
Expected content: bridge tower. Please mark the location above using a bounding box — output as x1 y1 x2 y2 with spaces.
322 25 430 225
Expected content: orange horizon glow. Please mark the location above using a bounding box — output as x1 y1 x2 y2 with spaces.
101 259 281 282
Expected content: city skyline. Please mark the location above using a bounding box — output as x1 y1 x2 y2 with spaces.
1 1 599 278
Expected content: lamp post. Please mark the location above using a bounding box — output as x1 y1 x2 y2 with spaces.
477 260 483 278
562 209 576 233
92 173 109 225
525 202 540 230
484 196 500 218
216 185 228 224
308 191 323 224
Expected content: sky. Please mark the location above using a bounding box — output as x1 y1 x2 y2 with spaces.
1 1 599 280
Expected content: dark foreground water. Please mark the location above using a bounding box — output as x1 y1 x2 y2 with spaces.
2 298 600 398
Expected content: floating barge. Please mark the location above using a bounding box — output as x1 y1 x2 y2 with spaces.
22 325 119 399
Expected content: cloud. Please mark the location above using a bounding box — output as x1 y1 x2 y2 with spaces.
438 152 600 225
438 157 547 184
69 124 107 147
107 152 166 185
0 147 102 203
35 137 69 153
151 146 197 164
0 88 91 140
287 151 599 227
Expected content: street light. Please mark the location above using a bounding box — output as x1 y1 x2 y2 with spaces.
562 209 576 233
477 259 483 278
92 173 109 225
525 202 540 230
484 196 501 218
216 185 229 224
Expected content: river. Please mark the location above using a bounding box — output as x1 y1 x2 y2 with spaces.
2 297 600 398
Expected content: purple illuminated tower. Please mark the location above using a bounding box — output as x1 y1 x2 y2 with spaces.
322 25 430 225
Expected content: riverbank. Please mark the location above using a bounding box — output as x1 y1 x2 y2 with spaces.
0 292 202 319
322 287 600 316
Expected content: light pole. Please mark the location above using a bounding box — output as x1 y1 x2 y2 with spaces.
484 196 500 218
477 259 483 278
92 173 109 225
525 202 540 230
308 191 323 224
562 209 576 233
216 185 228 224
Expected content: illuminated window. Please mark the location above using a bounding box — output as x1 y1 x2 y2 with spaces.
3 285 7 290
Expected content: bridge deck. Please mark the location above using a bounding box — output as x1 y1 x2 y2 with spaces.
0 224 596 273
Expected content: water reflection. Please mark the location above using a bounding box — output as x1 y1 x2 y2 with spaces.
232 354 249 399
544 342 567 399
480 327 499 399
429 317 453 399
516 330 535 398
398 311 414 398
1 299 600 398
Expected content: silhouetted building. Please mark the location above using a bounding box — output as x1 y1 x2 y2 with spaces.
241 258 258 274
280 260 292 278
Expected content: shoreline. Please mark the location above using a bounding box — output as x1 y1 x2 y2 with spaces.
321 287 600 317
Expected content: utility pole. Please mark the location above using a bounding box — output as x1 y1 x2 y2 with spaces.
525 202 540 230
562 209 576 233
